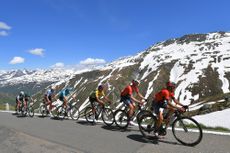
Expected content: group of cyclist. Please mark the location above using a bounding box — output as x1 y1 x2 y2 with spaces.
15 79 187 136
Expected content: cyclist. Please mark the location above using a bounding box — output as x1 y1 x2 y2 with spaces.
152 81 186 135
43 86 56 112
56 88 76 112
89 85 111 120
120 79 145 120
15 91 30 113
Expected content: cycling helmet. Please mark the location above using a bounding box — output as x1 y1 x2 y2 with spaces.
132 79 140 86
65 87 74 95
19 91 25 96
65 88 70 95
98 85 104 90
51 86 55 91
166 81 176 89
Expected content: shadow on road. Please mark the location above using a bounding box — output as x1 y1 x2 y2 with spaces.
37 115 47 118
127 134 159 144
50 117 65 121
77 120 97 126
127 134 181 146
16 115 27 118
11 112 18 116
101 125 132 132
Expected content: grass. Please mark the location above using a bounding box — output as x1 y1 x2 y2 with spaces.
199 123 230 132
0 104 15 111
182 122 230 132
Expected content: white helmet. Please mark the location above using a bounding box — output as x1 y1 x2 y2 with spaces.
19 91 25 96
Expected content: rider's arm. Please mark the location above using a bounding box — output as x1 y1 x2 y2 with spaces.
96 96 104 105
168 98 185 111
45 95 50 102
103 96 111 103
172 97 185 107
130 95 143 105
137 92 145 100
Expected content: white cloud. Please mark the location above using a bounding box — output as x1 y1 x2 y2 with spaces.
29 48 45 56
0 21 11 30
9 57 25 64
80 58 106 65
51 62 65 68
0 31 8 36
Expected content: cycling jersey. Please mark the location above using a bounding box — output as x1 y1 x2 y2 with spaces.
89 90 105 101
154 88 174 102
45 89 54 97
45 89 54 101
16 95 24 101
58 89 70 101
120 85 139 106
120 85 139 97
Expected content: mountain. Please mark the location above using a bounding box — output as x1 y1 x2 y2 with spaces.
0 68 89 105
30 31 230 118
1 32 230 121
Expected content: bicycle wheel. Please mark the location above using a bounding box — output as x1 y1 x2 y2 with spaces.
56 106 66 119
136 110 152 124
70 106 80 120
102 108 114 126
21 106 27 117
114 109 129 129
28 106 34 117
39 104 48 117
84 106 95 124
138 113 157 139
172 116 203 146
50 106 59 118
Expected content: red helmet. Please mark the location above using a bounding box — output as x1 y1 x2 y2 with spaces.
132 79 140 86
166 81 176 89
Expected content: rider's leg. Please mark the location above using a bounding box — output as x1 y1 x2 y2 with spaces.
128 103 135 118
15 100 18 112
25 99 28 109
156 110 164 132
47 96 53 111
164 106 175 128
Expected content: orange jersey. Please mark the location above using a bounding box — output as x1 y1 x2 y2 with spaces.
121 85 139 96
154 88 174 102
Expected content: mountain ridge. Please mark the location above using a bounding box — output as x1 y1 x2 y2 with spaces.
1 32 230 115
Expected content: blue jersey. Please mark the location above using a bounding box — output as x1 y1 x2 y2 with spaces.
59 89 70 98
46 89 54 97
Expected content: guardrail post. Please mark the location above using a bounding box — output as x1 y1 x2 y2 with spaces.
5 103 9 111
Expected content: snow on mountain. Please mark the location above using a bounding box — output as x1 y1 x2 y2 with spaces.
139 32 230 105
194 108 230 129
2 31 230 129
0 68 89 86
0 69 70 86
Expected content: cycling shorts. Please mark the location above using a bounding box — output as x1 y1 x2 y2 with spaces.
59 96 64 102
152 100 168 115
120 95 133 106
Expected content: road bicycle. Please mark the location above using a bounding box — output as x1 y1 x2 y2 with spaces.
51 101 80 120
17 97 34 117
138 106 203 146
84 102 114 126
114 101 151 129
39 99 57 117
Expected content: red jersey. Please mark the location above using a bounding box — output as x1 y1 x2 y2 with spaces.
154 88 174 102
121 85 139 96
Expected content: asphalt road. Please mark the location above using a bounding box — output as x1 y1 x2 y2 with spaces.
0 112 230 153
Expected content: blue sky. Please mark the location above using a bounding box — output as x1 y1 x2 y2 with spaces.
0 0 230 70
